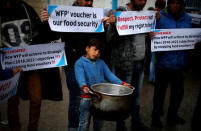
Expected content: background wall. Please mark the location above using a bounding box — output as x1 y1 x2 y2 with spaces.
24 0 156 16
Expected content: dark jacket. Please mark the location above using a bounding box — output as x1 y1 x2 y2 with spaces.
0 69 13 81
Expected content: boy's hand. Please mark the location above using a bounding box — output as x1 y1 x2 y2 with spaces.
122 82 131 87
13 67 23 75
41 7 49 22
83 86 90 94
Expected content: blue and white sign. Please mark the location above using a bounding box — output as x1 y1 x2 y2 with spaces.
116 11 156 36
48 5 104 32
0 72 20 103
151 28 201 52
1 43 67 71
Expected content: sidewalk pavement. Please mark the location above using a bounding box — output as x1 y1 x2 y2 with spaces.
0 69 200 131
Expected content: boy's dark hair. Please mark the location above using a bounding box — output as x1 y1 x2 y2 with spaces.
86 38 104 52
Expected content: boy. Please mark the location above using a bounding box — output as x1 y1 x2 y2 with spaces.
75 38 130 131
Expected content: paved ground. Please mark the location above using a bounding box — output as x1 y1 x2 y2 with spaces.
0 68 200 131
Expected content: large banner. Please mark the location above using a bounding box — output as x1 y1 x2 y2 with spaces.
0 72 20 103
1 43 67 71
116 11 156 36
151 28 201 52
48 5 104 32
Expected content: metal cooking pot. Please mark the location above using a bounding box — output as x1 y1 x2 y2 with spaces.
90 83 135 121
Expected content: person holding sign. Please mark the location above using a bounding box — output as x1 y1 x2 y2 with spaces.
151 0 192 128
74 38 131 131
107 0 151 131
41 0 108 131
0 0 63 131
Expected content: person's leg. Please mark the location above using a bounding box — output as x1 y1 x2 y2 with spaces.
149 53 155 83
8 89 21 131
167 70 185 125
64 66 81 131
130 60 144 128
26 71 42 131
152 68 169 127
191 86 201 131
93 117 104 131
78 98 91 131
114 65 133 131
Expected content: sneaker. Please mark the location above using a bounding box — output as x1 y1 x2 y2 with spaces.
167 116 185 126
131 122 151 131
0 120 8 126
152 118 163 128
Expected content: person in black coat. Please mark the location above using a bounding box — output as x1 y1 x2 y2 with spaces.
191 40 201 131
1 0 63 131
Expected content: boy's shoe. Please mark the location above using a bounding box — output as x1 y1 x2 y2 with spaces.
167 116 185 126
152 118 163 128
0 120 8 126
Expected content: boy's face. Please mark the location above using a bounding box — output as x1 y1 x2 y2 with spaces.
86 46 100 60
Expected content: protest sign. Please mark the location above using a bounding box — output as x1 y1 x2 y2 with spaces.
116 10 155 36
151 28 201 52
1 43 67 71
189 13 201 25
0 72 20 103
48 5 104 32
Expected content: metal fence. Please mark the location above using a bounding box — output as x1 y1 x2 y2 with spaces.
184 0 201 11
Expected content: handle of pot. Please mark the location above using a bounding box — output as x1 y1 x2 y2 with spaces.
88 90 95 95
88 90 101 100
129 86 135 91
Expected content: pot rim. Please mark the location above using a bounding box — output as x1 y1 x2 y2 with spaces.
90 83 135 96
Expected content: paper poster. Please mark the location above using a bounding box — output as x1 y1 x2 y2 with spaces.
48 5 104 32
1 43 67 71
188 13 201 25
116 10 156 36
0 72 20 103
151 28 201 52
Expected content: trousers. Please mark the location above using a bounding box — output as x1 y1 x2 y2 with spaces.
8 70 42 131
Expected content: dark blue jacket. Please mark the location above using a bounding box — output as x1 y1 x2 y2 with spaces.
0 69 13 81
156 8 192 70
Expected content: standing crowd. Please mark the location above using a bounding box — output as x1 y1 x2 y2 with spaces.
0 0 200 131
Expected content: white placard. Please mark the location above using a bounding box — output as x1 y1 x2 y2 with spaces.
116 10 156 36
48 5 104 32
151 28 201 52
1 43 67 71
188 13 201 25
0 72 20 103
